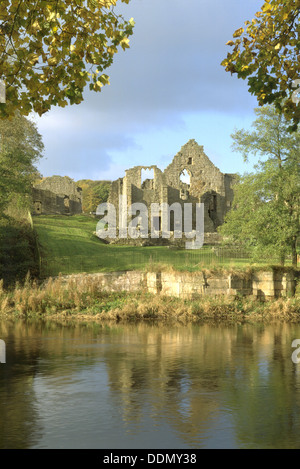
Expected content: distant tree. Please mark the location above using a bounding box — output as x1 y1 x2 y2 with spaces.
219 105 300 266
0 0 134 118
221 0 300 131
0 113 44 217
77 179 111 213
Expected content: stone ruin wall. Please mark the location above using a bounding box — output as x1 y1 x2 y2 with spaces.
32 176 82 216
107 139 237 245
163 140 231 232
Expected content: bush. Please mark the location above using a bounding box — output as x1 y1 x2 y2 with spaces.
0 218 39 286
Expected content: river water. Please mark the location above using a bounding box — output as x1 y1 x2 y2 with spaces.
1 318 300 449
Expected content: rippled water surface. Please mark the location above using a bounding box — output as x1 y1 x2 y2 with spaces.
1 319 300 449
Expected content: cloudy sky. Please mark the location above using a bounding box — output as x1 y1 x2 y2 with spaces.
35 0 263 182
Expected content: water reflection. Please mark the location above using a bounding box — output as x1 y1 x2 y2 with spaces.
1 319 300 448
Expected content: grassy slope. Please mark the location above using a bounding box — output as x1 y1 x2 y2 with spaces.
33 215 266 277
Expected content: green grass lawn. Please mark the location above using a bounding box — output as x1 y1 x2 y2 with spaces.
33 215 276 277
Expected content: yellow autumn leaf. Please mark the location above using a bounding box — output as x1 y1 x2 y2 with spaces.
262 3 272 12
31 21 41 33
120 37 130 50
47 57 58 66
233 28 244 38
29 54 39 65
47 11 56 21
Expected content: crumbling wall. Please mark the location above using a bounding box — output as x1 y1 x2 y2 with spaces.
32 176 82 215
107 139 237 244
163 139 235 230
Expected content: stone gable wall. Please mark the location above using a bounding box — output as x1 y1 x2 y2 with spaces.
107 139 236 244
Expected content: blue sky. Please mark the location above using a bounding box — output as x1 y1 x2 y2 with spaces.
35 0 263 181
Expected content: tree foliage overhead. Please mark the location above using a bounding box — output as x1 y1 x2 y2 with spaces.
219 105 300 266
221 0 300 131
0 0 134 118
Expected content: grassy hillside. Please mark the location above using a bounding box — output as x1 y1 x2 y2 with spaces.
33 215 278 277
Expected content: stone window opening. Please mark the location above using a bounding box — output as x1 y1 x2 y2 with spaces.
208 194 217 211
179 169 191 200
64 195 70 213
208 194 217 222
188 157 193 165
34 201 42 213
152 215 161 232
212 194 217 211
64 195 70 207
141 168 154 189
179 169 191 185
180 188 189 200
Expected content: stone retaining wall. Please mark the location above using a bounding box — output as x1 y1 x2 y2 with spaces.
146 270 297 299
62 268 299 300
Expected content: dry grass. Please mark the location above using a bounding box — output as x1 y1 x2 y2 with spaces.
99 294 300 324
0 274 125 317
0 274 299 323
144 262 255 280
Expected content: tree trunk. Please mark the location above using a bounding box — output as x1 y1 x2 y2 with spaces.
291 238 297 267
280 253 285 266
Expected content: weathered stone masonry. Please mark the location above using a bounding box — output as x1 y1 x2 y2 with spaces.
108 139 237 245
32 176 82 216
60 268 299 300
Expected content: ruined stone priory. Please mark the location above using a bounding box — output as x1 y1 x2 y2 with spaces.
108 139 237 245
32 176 83 216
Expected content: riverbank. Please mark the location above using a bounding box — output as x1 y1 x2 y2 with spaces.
0 274 299 323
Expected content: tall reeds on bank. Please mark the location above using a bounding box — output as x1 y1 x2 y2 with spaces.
0 275 116 316
0 274 300 322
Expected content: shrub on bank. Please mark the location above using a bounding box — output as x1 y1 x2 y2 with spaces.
0 218 39 286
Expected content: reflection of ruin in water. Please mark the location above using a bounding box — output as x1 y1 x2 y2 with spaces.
1 320 300 449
